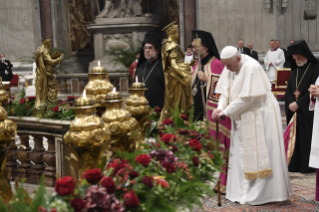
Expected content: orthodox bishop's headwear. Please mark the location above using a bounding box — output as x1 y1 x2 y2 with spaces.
192 30 220 60
136 33 163 69
287 40 319 69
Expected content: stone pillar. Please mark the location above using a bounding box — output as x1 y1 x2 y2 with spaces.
6 140 18 181
39 0 53 39
16 135 32 182
43 136 56 187
29 135 46 184
184 0 196 48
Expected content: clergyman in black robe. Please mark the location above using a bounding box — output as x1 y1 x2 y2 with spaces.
0 54 13 81
135 33 165 109
285 40 319 173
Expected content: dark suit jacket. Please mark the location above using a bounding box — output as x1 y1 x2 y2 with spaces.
0 60 13 81
248 49 259 61
237 47 250 55
281 48 290 68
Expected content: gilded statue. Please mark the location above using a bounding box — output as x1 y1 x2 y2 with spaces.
160 22 193 122
97 0 143 18
35 37 63 109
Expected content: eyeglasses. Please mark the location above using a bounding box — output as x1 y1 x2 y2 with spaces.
143 46 155 50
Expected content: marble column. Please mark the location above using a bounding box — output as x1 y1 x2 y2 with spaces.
39 0 53 39
184 0 196 48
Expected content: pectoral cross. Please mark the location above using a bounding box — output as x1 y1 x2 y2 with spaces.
294 88 300 99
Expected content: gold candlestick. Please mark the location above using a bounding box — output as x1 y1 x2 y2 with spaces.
0 78 9 107
125 79 150 142
101 89 140 155
63 90 110 180
84 61 114 105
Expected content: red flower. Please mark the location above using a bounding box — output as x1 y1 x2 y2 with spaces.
100 176 116 193
52 105 59 112
11 97 15 100
168 145 178 153
28 96 35 101
181 114 188 121
142 176 153 188
8 101 12 105
154 106 162 113
188 139 203 151
69 102 73 106
129 170 139 179
82 168 103 184
44 106 47 111
179 129 189 135
70 198 86 212
156 179 169 188
136 154 151 167
192 156 200 167
26 105 30 109
161 134 177 144
123 190 140 208
19 98 25 105
162 118 174 126
67 96 75 101
162 162 176 173
55 176 75 196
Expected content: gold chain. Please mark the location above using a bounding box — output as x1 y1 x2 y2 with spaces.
296 62 311 89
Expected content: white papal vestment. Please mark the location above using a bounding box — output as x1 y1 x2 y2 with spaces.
309 77 319 169
216 55 291 205
264 48 285 82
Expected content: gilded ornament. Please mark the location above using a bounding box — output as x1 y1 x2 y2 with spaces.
0 77 8 107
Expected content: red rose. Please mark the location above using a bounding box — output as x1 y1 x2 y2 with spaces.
11 97 15 100
26 105 30 109
192 156 200 167
130 170 140 179
55 176 75 196
142 176 153 188
52 105 59 112
168 145 178 153
156 179 169 188
161 134 177 144
82 168 103 184
123 190 140 208
181 114 188 121
179 129 189 135
67 96 75 101
162 118 174 126
162 162 176 173
188 139 203 151
28 96 35 101
70 198 86 212
8 101 12 105
19 98 25 105
100 176 116 193
154 106 162 113
136 154 151 167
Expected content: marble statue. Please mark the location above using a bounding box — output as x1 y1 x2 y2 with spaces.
35 37 64 109
97 0 143 18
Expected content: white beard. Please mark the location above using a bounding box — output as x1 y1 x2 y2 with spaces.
296 60 308 67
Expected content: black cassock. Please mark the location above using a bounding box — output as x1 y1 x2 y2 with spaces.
285 62 319 173
0 60 13 81
135 58 165 109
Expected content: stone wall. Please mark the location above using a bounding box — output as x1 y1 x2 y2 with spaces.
0 0 40 61
196 0 319 53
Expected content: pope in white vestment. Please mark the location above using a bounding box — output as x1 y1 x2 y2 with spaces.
264 48 285 82
213 46 291 205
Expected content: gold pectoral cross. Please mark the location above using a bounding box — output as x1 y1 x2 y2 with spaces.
294 88 300 99
193 34 201 49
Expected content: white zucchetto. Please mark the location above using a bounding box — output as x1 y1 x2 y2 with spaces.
220 46 238 59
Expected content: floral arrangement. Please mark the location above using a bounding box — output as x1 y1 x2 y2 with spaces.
6 90 75 121
0 107 223 211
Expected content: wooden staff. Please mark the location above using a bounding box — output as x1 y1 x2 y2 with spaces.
216 120 222 207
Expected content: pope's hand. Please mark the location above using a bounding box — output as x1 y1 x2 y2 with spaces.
212 109 224 120
289 102 299 112
309 85 319 97
197 71 207 82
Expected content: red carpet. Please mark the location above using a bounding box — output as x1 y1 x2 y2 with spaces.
199 183 318 212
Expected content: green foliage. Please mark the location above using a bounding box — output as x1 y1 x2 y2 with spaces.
0 198 10 212
28 176 49 212
105 40 142 69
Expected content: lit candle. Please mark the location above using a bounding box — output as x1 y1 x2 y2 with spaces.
135 76 138 83
112 87 116 93
98 61 101 67
83 89 87 98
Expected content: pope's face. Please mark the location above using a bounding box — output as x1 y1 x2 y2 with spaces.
221 56 241 72
144 43 158 61
192 42 208 59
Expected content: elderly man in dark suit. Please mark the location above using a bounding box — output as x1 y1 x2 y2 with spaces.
0 53 13 81
237 39 250 55
247 42 259 61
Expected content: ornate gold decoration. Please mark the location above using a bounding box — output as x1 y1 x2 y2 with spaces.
63 91 110 181
0 105 17 201
0 77 9 107
101 89 141 154
35 37 64 109
125 79 150 141
84 61 114 105
160 22 193 122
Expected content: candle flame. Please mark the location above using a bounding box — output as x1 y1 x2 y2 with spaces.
98 61 101 67
83 89 87 98
112 88 116 93
135 76 138 83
